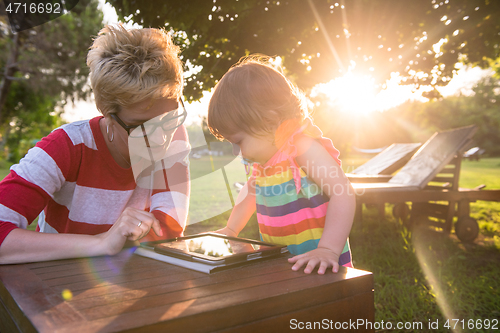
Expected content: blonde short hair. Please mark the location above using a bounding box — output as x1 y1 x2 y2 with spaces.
87 24 183 116
208 55 308 141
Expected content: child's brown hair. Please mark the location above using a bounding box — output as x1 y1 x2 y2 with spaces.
208 55 308 141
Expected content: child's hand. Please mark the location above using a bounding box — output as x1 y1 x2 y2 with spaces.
288 247 340 274
215 226 238 237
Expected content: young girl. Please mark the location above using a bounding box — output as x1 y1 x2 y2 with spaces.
207 56 356 274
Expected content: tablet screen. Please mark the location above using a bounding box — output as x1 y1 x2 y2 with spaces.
156 235 277 259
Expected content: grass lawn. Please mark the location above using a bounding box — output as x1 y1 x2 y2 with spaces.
460 158 500 240
351 209 500 330
187 155 249 225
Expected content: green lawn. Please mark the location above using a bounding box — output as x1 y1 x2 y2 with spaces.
460 158 500 188
459 158 500 239
187 155 249 225
351 209 500 330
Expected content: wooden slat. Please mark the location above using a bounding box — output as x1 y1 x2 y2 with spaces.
43 260 189 288
24 258 90 269
36 257 162 281
24 246 142 270
437 166 456 175
424 185 451 191
357 187 500 205
218 291 375 333
431 176 455 183
348 174 393 183
0 293 24 333
457 189 500 201
450 155 462 191
31 254 153 276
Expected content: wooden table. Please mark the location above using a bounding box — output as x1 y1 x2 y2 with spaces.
0 250 374 332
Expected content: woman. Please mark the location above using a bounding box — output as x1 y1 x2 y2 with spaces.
0 24 190 264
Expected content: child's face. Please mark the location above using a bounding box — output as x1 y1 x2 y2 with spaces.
226 131 278 165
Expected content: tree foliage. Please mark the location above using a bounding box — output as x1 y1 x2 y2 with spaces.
387 76 500 156
3 80 63 162
0 0 103 115
108 0 500 101
0 0 103 161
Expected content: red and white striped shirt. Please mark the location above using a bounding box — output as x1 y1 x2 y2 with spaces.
0 117 190 246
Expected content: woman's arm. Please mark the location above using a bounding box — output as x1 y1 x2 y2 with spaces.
148 160 190 240
218 178 256 237
137 125 191 241
288 137 356 274
0 207 162 264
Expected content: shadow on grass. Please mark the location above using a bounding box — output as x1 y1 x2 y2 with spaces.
351 207 500 331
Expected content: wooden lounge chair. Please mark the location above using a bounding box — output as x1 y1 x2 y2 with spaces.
352 125 500 242
347 143 422 183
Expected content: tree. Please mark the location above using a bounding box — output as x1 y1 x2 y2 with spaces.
107 0 500 101
3 80 63 162
0 0 103 118
383 75 500 155
0 0 103 160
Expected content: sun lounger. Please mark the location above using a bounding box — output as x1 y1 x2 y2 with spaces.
352 125 500 242
347 143 422 183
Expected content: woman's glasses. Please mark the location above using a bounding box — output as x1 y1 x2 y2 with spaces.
111 99 187 138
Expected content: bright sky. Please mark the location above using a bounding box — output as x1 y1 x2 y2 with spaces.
311 65 493 116
61 1 493 123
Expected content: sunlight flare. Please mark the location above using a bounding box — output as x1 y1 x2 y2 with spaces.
312 72 377 116
413 228 456 330
311 71 430 116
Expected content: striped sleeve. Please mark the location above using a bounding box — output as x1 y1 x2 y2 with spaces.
0 128 78 246
146 125 191 241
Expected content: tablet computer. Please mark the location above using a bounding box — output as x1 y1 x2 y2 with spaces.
150 233 288 265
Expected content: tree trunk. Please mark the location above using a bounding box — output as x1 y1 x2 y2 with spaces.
0 32 21 125
0 122 12 159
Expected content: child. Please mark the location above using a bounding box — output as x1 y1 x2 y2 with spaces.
207 55 356 274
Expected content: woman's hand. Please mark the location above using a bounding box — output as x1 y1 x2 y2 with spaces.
287 247 340 274
97 207 163 255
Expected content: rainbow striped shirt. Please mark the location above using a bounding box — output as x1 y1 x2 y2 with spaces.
251 119 352 267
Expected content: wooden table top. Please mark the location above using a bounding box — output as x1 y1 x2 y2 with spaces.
0 249 374 333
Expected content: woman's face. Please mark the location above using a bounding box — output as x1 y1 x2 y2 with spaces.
113 97 184 162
